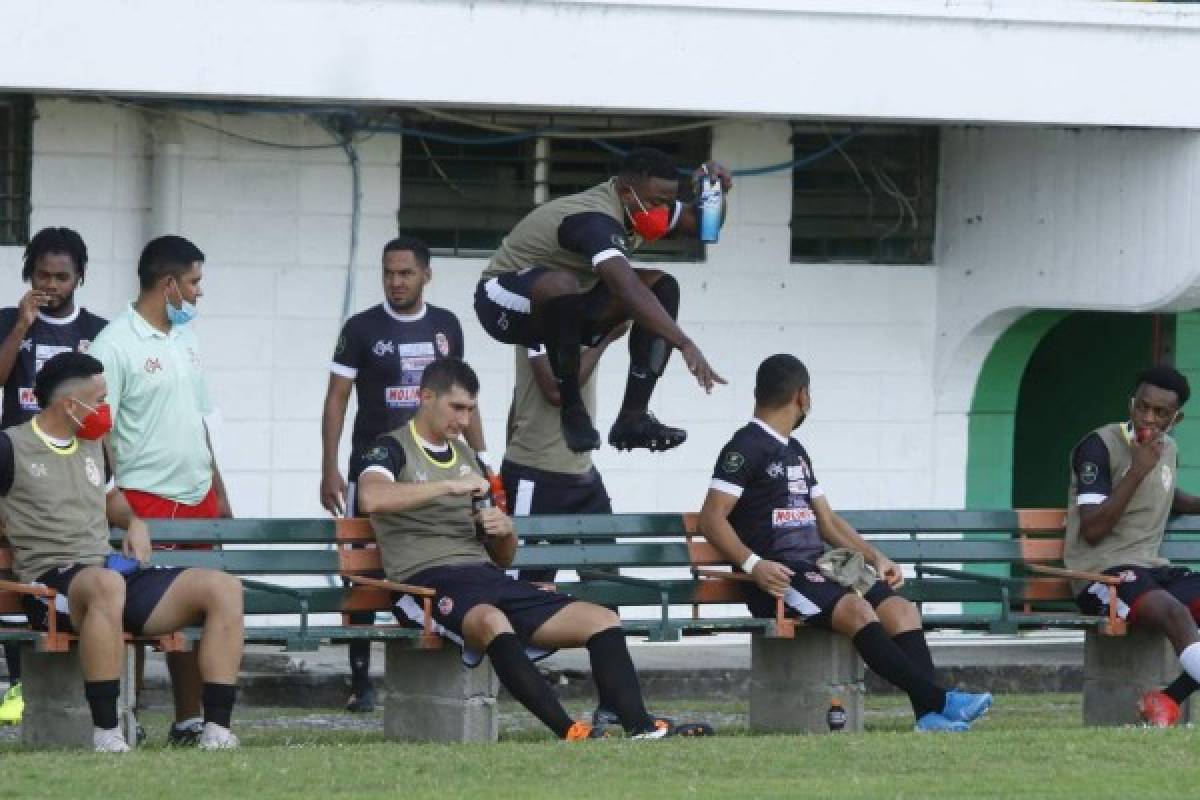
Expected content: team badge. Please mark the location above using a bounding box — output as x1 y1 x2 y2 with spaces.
364 445 390 465
722 451 745 474
1080 462 1099 485
1162 465 1173 490
438 596 454 615
144 357 162 374
804 572 825 583
28 463 47 478
83 456 102 487
435 332 450 357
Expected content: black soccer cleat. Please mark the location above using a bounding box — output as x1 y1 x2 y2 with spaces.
166 718 204 747
561 402 601 453
608 412 687 453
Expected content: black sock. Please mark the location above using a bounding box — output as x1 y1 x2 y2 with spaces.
852 622 946 718
202 682 237 729
348 633 372 692
486 633 574 738
892 629 936 678
620 275 679 414
84 679 120 730
3 643 20 684
1164 672 1199 705
541 295 584 410
586 626 655 734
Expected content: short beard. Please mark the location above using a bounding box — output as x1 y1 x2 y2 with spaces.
387 296 421 314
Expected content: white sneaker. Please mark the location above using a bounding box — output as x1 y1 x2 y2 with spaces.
198 722 239 750
93 727 131 753
630 720 671 740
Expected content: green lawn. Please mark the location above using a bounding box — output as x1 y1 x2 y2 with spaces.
0 695 1195 799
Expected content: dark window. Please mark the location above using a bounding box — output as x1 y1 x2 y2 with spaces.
398 111 710 261
0 96 33 246
790 125 938 265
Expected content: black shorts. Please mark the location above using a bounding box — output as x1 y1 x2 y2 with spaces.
474 269 611 349
22 563 186 636
1075 565 1200 623
392 562 575 667
502 460 612 583
742 559 899 630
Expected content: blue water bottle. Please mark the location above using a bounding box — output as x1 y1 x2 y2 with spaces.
695 165 724 244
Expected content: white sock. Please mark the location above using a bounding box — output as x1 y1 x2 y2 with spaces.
1179 642 1200 683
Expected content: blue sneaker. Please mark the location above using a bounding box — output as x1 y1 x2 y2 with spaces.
914 712 969 732
942 690 993 724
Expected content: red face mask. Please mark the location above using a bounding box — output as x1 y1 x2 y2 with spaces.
71 400 113 440
628 189 671 242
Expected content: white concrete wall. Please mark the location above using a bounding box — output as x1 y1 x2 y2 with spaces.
0 99 945 515
931 125 1200 505
2 1 1200 128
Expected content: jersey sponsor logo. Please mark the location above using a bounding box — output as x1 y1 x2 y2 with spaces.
17 387 38 411
373 340 395 357
28 462 47 478
787 465 805 480
144 357 163 374
435 333 450 357
1162 465 1173 490
788 479 809 495
35 343 73 374
84 456 102 487
766 462 784 479
385 386 421 408
772 507 816 528
397 342 434 357
437 596 454 615
721 451 745 474
1080 462 1099 485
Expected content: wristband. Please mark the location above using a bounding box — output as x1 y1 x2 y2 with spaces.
741 553 761 575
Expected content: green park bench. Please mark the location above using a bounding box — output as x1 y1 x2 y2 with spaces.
4 509 1200 746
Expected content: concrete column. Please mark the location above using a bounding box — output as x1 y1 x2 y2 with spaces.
384 641 499 742
1083 628 1192 726
749 628 866 734
20 645 91 748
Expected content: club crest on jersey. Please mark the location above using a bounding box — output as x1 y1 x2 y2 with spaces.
438 596 454 615
144 357 162 374
373 340 395 357
435 333 450 357
84 456 102 487
28 463 47 478
364 445 390 464
722 451 745 474
1080 462 1099 485
17 387 38 411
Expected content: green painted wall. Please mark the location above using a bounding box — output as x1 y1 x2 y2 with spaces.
1013 314 1160 508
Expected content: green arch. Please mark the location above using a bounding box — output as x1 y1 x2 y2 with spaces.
965 311 1068 509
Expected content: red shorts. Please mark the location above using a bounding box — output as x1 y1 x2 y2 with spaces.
123 486 220 551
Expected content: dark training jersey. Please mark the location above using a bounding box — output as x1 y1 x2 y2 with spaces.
330 303 464 452
710 420 825 564
0 307 108 429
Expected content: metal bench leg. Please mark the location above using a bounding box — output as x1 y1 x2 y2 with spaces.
121 643 138 748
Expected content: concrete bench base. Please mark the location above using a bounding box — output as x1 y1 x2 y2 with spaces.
749 628 866 734
384 641 499 742
19 643 138 749
1083 627 1193 726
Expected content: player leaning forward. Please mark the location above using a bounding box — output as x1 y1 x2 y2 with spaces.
699 354 992 732
357 358 710 739
0 352 243 752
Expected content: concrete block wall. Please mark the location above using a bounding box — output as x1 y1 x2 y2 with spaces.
0 100 944 515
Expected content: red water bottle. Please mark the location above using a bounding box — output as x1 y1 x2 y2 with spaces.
488 474 508 514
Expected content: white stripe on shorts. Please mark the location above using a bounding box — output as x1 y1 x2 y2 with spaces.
484 277 531 313
514 479 535 517
782 587 822 619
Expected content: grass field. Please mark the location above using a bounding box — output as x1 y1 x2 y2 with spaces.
1 694 1195 799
